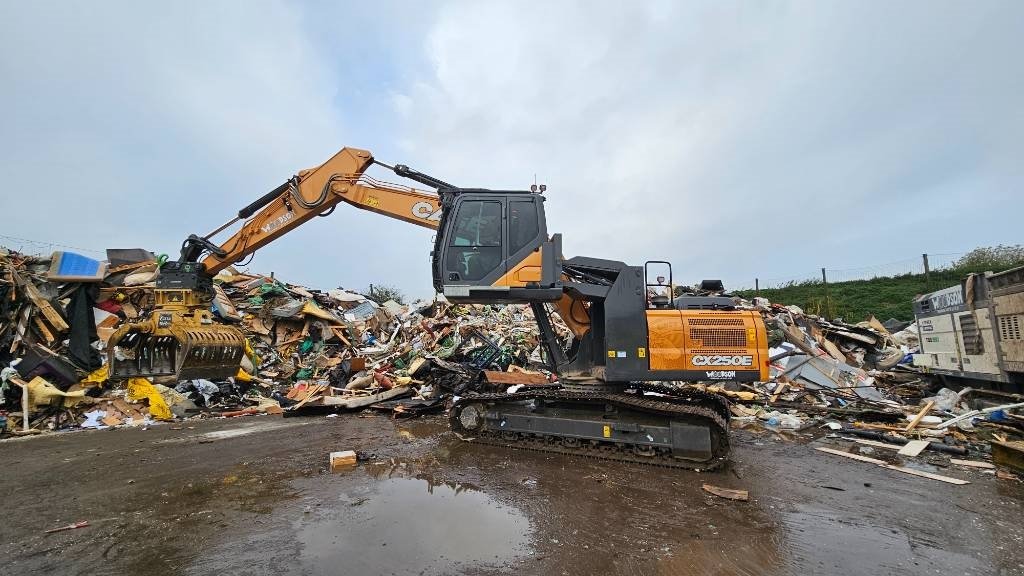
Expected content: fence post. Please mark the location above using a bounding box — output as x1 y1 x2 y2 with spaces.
821 267 831 319
755 278 759 297
922 253 930 284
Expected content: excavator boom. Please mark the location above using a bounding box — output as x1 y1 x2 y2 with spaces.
109 147 445 381
194 147 442 275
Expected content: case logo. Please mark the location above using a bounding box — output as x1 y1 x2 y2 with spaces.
412 201 444 222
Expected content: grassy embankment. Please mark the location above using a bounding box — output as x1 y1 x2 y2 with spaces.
734 267 1010 322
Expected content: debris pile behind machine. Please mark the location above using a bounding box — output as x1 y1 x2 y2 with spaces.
0 247 561 434
1 245 1021 482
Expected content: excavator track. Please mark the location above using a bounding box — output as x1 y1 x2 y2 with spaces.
449 387 731 471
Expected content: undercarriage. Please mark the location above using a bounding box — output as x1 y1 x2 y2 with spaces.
449 384 731 470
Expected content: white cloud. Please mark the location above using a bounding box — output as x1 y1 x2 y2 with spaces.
1 0 1021 297
0 1 345 276
391 0 1024 288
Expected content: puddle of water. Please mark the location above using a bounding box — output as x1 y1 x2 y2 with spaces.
296 475 531 575
395 419 450 440
781 505 978 575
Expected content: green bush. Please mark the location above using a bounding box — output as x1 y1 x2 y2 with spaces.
363 283 406 305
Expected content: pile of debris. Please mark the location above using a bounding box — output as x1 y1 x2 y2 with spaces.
718 295 1024 479
2 245 1021 480
0 247 559 435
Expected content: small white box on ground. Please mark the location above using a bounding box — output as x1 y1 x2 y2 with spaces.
329 450 357 472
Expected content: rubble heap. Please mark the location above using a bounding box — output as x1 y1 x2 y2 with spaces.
1 246 1021 480
0 248 562 434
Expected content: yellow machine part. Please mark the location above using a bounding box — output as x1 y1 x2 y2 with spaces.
107 290 246 381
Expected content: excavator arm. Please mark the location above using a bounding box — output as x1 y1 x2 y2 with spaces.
108 146 454 381
182 147 443 275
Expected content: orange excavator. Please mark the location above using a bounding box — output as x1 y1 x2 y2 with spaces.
108 146 768 469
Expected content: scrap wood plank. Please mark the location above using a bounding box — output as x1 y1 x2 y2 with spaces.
770 382 789 404
897 439 931 457
329 326 351 346
950 458 995 469
14 270 68 332
816 447 969 485
991 440 1024 474
815 446 886 465
31 314 56 344
702 484 749 501
881 464 969 485
852 438 902 450
483 370 549 386
10 304 31 353
817 336 848 362
320 385 412 409
904 401 935 433
290 383 327 410
784 325 820 357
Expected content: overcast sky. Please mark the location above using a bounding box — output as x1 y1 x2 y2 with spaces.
2 1 1021 297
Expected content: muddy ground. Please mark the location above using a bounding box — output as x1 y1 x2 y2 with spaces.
1 413 1022 576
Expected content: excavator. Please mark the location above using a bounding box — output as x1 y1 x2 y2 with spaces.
107 146 769 469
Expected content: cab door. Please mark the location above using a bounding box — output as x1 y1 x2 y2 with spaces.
433 192 555 301
439 196 507 294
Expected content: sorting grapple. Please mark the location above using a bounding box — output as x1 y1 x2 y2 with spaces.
107 290 246 381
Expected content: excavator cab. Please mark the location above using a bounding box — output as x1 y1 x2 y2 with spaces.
431 190 562 303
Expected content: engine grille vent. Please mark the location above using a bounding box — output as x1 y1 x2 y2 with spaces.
999 315 1022 341
689 328 747 348
959 314 983 355
687 318 744 326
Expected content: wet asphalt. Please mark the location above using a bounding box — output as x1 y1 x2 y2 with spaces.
1 413 1022 576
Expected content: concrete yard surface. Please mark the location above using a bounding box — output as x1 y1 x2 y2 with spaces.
2 415 1022 576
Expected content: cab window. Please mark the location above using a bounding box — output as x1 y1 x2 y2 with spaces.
508 200 539 255
446 200 503 281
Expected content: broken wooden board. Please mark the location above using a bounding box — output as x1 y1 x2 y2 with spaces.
319 385 412 409
904 401 935 433
770 382 789 404
882 464 969 485
816 447 886 465
852 439 902 451
816 446 969 485
15 270 69 332
949 458 995 469
702 484 749 501
996 469 1020 481
991 440 1024 474
783 325 819 357
101 415 122 427
31 314 56 344
290 383 328 409
897 439 931 457
862 315 888 335
483 370 550 386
